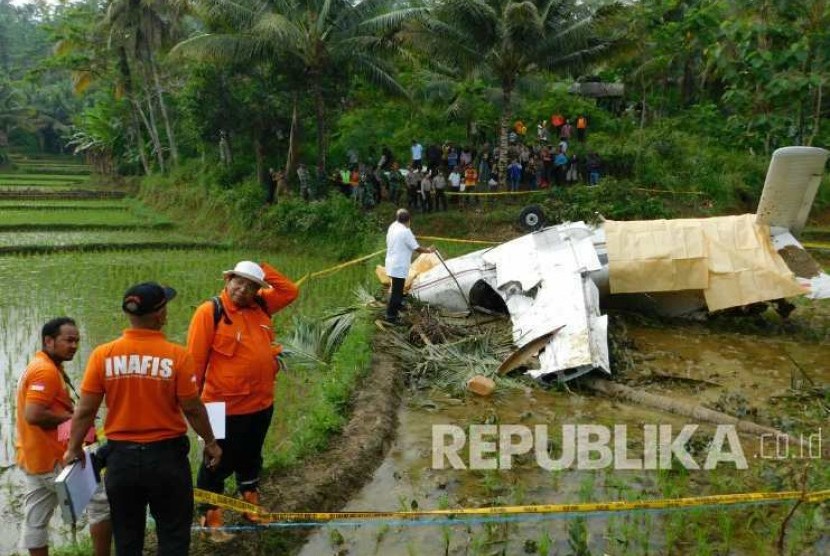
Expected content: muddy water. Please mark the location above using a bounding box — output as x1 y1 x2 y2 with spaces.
624 324 830 425
300 318 830 555
300 392 667 555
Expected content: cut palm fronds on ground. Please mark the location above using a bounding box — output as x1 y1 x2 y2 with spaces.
378 307 527 397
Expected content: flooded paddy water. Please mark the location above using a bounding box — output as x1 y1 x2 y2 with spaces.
298 273 829 554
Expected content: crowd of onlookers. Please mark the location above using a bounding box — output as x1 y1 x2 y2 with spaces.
268 113 604 210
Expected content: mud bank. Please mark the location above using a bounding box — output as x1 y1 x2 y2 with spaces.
188 348 403 555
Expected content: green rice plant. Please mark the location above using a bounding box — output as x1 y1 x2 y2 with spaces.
0 230 207 248
0 200 125 209
373 523 390 554
536 530 552 555
0 184 80 191
266 309 375 470
0 190 127 201
0 209 167 228
0 180 89 188
15 166 92 176
567 517 591 556
0 173 90 182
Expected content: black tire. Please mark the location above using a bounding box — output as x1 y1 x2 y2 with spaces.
518 204 546 232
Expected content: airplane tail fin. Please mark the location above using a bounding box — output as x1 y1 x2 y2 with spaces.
755 146 829 237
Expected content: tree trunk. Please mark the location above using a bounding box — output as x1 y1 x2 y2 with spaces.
129 98 152 175
219 130 232 166
582 378 813 452
808 80 822 146
312 74 327 191
132 92 164 173
682 58 695 107
149 53 178 167
131 112 151 176
284 91 300 179
497 86 513 189
144 93 165 172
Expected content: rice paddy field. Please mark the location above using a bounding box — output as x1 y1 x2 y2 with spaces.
1 154 827 555
0 156 381 554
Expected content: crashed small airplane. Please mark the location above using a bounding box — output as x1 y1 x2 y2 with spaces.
407 146 830 383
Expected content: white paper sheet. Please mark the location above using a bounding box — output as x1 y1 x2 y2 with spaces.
205 402 226 440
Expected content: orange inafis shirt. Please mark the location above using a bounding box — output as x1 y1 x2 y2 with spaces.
15 351 74 474
81 329 198 443
188 263 299 415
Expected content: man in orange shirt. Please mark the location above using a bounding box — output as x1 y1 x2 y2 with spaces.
187 261 298 528
65 283 221 556
16 317 112 556
576 115 588 142
462 164 478 207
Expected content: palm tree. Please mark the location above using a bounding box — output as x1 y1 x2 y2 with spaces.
176 0 421 179
412 0 606 185
102 0 189 168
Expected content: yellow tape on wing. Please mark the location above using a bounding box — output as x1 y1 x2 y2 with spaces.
416 235 499 245
195 488 828 523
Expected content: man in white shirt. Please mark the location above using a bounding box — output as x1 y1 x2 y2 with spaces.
385 209 435 323
410 140 423 170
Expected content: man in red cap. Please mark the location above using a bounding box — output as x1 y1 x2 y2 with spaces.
187 261 299 529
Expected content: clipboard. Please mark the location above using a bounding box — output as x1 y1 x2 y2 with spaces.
55 446 99 524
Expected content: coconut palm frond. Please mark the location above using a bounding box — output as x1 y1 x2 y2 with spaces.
322 310 357 357
379 311 522 397
282 315 331 370
353 285 378 306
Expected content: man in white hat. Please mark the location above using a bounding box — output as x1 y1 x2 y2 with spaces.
186 261 299 529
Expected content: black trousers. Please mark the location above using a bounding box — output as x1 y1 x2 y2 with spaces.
435 189 447 211
105 436 193 556
197 405 274 499
386 277 406 321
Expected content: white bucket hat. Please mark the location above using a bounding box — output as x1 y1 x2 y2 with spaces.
223 261 271 289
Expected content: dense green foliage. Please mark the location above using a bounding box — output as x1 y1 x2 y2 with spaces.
2 0 828 190
139 159 383 258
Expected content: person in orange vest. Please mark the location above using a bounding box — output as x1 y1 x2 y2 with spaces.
576 115 588 142
462 164 478 207
65 284 221 555
17 318 112 556
188 261 298 530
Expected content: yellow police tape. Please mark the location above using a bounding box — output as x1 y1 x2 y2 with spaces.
445 190 542 196
295 248 387 287
195 488 830 523
630 187 708 196
802 241 830 251
417 235 499 245
294 236 497 288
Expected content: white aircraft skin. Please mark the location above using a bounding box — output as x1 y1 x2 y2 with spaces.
409 147 830 381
